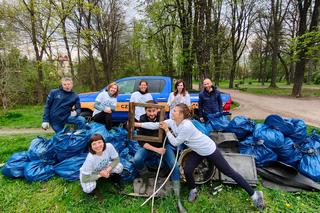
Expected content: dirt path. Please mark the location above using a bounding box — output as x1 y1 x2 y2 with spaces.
0 128 53 135
221 89 320 128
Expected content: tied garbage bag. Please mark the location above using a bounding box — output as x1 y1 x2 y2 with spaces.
53 128 90 162
111 138 127 154
86 122 110 141
127 139 141 156
240 137 277 167
108 127 128 142
299 129 320 150
24 160 55 182
264 115 295 136
192 119 210 136
253 124 285 149
225 116 256 140
54 153 88 181
2 151 30 178
276 137 303 168
298 147 320 182
287 119 307 144
27 137 56 163
120 158 137 182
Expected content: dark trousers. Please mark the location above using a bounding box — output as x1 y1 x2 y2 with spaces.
92 111 112 130
184 148 254 196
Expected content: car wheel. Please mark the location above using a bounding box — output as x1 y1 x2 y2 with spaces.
80 110 93 122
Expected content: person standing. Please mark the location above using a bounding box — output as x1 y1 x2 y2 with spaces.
198 78 223 122
42 77 86 133
92 82 119 130
167 80 191 119
130 80 153 121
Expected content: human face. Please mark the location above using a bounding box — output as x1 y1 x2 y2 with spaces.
62 80 73 92
172 106 183 121
203 79 212 91
146 107 158 120
91 140 105 155
109 85 118 95
177 82 184 93
139 82 148 93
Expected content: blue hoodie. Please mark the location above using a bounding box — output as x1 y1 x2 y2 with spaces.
42 86 81 125
198 86 223 118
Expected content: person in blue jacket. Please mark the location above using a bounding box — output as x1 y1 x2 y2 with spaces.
41 77 86 133
198 78 223 123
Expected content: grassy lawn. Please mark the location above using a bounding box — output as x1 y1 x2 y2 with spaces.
1 134 320 212
0 105 44 129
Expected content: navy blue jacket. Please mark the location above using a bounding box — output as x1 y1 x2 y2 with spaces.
42 86 81 125
198 86 223 118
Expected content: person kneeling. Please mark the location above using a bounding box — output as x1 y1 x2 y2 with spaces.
80 134 123 201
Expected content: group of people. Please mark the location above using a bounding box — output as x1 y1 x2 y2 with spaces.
41 77 265 211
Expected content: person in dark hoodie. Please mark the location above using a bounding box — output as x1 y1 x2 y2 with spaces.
198 78 223 123
42 77 86 133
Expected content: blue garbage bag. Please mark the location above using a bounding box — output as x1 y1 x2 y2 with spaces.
108 127 128 142
298 147 320 182
27 137 56 163
240 136 277 167
24 160 55 182
111 138 127 154
207 114 230 132
264 115 295 136
2 151 30 178
299 129 320 150
287 119 307 144
225 116 256 140
86 122 110 141
253 124 285 149
54 153 88 181
120 158 137 182
275 137 303 167
192 119 210 136
127 139 141 156
52 128 90 162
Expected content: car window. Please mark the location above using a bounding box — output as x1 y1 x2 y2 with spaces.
117 79 136 94
133 79 165 93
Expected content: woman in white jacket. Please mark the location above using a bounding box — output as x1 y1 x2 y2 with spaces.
134 103 265 211
167 80 191 119
130 80 153 121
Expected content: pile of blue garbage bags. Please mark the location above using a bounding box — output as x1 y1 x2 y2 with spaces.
2 122 140 182
205 113 320 182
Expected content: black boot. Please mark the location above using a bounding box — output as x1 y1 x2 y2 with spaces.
110 174 123 190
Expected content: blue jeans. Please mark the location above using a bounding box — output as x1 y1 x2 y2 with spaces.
133 143 180 181
51 115 86 133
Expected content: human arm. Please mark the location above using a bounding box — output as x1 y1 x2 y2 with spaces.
135 122 160 130
143 143 166 155
167 93 175 107
42 90 54 122
198 93 205 122
185 93 191 106
75 95 81 116
217 91 223 112
160 121 192 146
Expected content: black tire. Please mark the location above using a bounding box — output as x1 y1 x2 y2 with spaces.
80 110 93 122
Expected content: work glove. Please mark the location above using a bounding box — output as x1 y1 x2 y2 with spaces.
70 110 77 117
42 122 50 130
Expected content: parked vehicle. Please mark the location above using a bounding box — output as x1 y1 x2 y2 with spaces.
79 76 232 122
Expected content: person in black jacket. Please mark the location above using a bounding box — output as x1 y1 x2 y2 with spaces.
198 78 223 123
133 100 186 212
42 77 86 133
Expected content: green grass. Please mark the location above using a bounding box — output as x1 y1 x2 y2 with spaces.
1 134 320 212
0 105 44 128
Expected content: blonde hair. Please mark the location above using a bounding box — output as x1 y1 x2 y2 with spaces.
107 82 119 97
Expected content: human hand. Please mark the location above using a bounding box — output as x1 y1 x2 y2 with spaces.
99 169 111 178
156 147 166 155
70 110 77 117
41 122 49 130
104 107 112 113
159 122 169 132
199 117 205 123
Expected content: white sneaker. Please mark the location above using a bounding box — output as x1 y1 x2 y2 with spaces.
252 191 265 211
188 188 198 203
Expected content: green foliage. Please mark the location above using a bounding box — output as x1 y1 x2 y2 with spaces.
291 31 320 62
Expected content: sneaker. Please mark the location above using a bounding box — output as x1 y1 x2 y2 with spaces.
188 188 198 203
252 191 265 211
